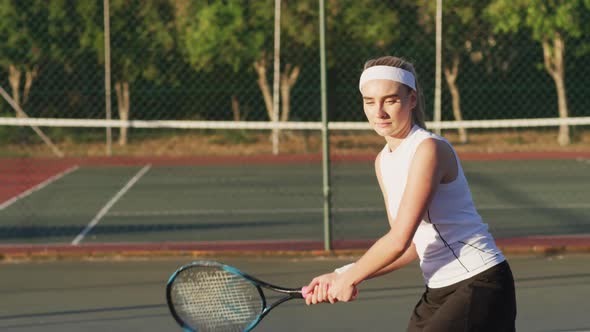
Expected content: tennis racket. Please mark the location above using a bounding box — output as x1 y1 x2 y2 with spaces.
166 260 307 332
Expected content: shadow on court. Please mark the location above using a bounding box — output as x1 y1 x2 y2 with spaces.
0 218 315 240
0 304 165 321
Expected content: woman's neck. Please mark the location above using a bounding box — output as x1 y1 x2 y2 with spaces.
385 123 414 152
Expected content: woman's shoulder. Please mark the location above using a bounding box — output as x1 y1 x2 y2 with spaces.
414 136 456 164
413 126 443 141
413 127 455 150
414 137 438 156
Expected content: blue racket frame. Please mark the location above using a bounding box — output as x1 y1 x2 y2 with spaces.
166 260 304 332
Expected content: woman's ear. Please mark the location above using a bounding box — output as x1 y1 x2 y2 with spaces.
409 89 417 110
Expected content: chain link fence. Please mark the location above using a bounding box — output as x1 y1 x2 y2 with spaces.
0 1 589 155
1 0 589 247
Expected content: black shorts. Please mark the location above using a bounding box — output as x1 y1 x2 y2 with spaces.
407 260 517 332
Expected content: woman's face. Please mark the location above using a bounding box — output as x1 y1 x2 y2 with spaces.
361 79 416 138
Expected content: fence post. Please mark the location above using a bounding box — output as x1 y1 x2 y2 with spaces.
272 0 281 155
104 0 112 156
319 0 332 251
434 0 442 134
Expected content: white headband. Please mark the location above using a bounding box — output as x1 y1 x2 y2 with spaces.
359 65 416 92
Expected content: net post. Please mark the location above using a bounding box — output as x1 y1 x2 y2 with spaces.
319 0 332 251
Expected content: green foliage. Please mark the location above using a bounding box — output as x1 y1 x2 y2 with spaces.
0 0 47 69
77 0 178 84
486 0 590 41
417 0 494 60
209 129 258 145
0 110 15 142
332 0 399 49
181 0 258 72
76 2 105 62
282 1 316 49
0 126 19 143
485 0 525 34
178 0 400 72
0 0 86 70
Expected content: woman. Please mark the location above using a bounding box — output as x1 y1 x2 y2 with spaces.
304 56 516 331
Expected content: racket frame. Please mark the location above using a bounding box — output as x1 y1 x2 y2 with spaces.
166 260 303 332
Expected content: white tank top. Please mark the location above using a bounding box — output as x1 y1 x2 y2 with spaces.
379 125 505 288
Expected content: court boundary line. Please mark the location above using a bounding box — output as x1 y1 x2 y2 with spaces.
0 166 79 211
71 165 151 245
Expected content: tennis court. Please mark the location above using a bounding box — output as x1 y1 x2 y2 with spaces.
1 156 589 246
2 2 590 331
1 154 589 332
1 254 589 332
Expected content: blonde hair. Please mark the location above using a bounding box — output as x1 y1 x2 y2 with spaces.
363 56 427 129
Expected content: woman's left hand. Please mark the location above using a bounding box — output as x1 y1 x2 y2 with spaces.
327 275 358 303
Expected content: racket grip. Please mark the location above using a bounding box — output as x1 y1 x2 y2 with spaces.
301 286 310 298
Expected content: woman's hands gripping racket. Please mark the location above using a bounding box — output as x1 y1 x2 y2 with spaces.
305 272 359 305
166 260 312 332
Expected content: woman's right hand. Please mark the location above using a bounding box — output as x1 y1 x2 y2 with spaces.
303 272 337 305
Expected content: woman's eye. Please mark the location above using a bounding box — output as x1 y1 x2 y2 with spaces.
385 99 396 104
365 101 375 105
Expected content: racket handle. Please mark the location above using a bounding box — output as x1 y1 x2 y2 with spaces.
301 286 310 298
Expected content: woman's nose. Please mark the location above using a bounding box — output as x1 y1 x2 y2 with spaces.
377 104 387 118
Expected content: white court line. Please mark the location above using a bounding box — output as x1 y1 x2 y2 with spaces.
106 203 590 218
71 165 151 245
0 166 79 211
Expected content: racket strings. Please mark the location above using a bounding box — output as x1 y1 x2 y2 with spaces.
170 267 262 332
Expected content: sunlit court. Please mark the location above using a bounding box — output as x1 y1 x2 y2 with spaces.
1 1 590 332
1 158 589 245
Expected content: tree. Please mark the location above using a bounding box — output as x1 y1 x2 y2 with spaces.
78 0 177 145
0 0 79 115
418 0 497 143
486 0 590 146
0 0 44 114
0 0 81 156
176 0 399 124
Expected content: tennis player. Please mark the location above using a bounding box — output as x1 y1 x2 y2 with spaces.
304 56 516 331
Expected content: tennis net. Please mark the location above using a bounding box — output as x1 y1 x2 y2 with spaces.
1 116 589 157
